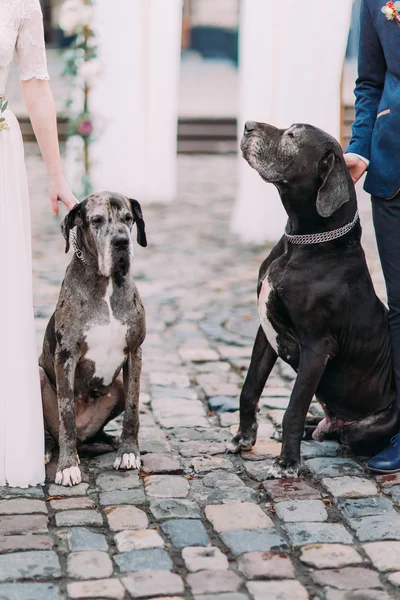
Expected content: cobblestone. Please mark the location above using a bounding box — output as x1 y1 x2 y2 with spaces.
338 496 395 519
306 458 365 479
67 579 125 599
99 489 147 506
263 478 321 501
299 544 363 569
104 505 148 531
68 527 108 552
220 529 289 556
144 475 190 498
55 510 103 528
114 529 164 552
312 567 383 590
363 541 400 571
149 498 201 519
0 499 47 514
0 514 48 535
141 453 182 474
0 583 63 600
321 477 378 498
115 549 173 572
285 523 354 546
3 149 395 598
121 571 184 598
0 535 53 553
205 502 272 531
47 483 89 496
348 515 400 541
67 551 113 579
274 499 328 522
247 580 309 600
49 497 94 511
182 546 229 572
161 519 210 547
238 551 295 579
0 551 61 581
187 570 243 595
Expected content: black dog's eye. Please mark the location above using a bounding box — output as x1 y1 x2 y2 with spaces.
91 216 105 226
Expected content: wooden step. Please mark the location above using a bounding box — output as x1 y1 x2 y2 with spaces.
21 108 357 154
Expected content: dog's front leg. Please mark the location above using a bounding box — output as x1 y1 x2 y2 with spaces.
114 347 142 471
54 353 81 486
228 327 277 453
268 344 329 479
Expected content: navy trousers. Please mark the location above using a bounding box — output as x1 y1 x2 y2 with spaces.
372 193 400 405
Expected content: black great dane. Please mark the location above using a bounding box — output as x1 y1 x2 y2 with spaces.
227 121 399 478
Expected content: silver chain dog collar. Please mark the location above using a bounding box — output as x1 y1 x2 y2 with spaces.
284 210 359 245
69 227 86 263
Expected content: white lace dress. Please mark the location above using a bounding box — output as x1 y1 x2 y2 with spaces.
0 0 49 486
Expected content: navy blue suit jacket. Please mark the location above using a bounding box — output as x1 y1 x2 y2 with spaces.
347 0 400 199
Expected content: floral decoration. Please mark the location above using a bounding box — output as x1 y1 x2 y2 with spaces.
0 94 9 133
382 1 400 24
59 0 103 198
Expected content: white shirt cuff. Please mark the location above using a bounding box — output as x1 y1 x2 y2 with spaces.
345 153 370 168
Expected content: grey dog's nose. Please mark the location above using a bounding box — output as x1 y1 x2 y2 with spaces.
244 121 257 134
113 234 129 250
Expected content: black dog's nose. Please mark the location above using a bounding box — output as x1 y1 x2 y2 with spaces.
244 120 257 134
112 234 129 250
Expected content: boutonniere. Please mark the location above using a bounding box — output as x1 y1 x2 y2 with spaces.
382 1 400 24
0 94 9 133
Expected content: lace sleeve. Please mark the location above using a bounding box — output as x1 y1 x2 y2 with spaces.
16 0 50 82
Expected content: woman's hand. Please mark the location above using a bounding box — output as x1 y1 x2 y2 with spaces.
344 154 368 185
48 173 78 215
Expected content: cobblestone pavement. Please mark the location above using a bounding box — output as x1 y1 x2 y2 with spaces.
2 146 399 599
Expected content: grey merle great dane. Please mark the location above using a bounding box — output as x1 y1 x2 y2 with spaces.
227 121 399 478
40 192 147 486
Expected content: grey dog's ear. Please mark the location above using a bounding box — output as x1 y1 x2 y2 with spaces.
61 203 83 253
129 199 147 247
316 152 349 218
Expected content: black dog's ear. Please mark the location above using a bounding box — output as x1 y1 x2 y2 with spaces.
129 199 147 247
61 203 82 253
316 153 349 218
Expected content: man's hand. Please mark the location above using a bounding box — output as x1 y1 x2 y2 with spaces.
344 154 368 185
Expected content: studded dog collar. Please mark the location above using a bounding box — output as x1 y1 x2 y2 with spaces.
69 227 86 263
284 210 359 245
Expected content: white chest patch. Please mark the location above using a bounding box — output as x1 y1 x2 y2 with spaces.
85 283 128 386
258 276 279 353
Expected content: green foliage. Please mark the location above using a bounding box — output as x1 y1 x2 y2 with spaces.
59 0 98 199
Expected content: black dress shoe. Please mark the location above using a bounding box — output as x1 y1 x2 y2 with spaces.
367 433 400 473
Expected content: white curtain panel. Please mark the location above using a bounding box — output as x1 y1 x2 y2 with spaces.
232 0 354 244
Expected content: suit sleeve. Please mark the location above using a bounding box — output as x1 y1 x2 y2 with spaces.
346 0 387 160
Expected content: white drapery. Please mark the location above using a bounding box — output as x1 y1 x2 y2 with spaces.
232 0 354 244
90 0 182 203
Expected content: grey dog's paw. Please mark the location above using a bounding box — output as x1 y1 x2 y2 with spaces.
226 430 257 453
266 458 300 479
55 465 82 486
114 444 141 471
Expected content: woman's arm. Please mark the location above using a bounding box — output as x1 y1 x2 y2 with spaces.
16 0 77 215
22 79 77 215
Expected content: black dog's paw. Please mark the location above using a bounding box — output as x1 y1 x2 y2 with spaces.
226 428 257 453
266 458 300 479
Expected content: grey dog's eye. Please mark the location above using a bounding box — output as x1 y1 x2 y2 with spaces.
287 131 295 139
125 214 133 223
91 216 105 226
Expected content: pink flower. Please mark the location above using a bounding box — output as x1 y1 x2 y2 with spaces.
78 120 93 137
